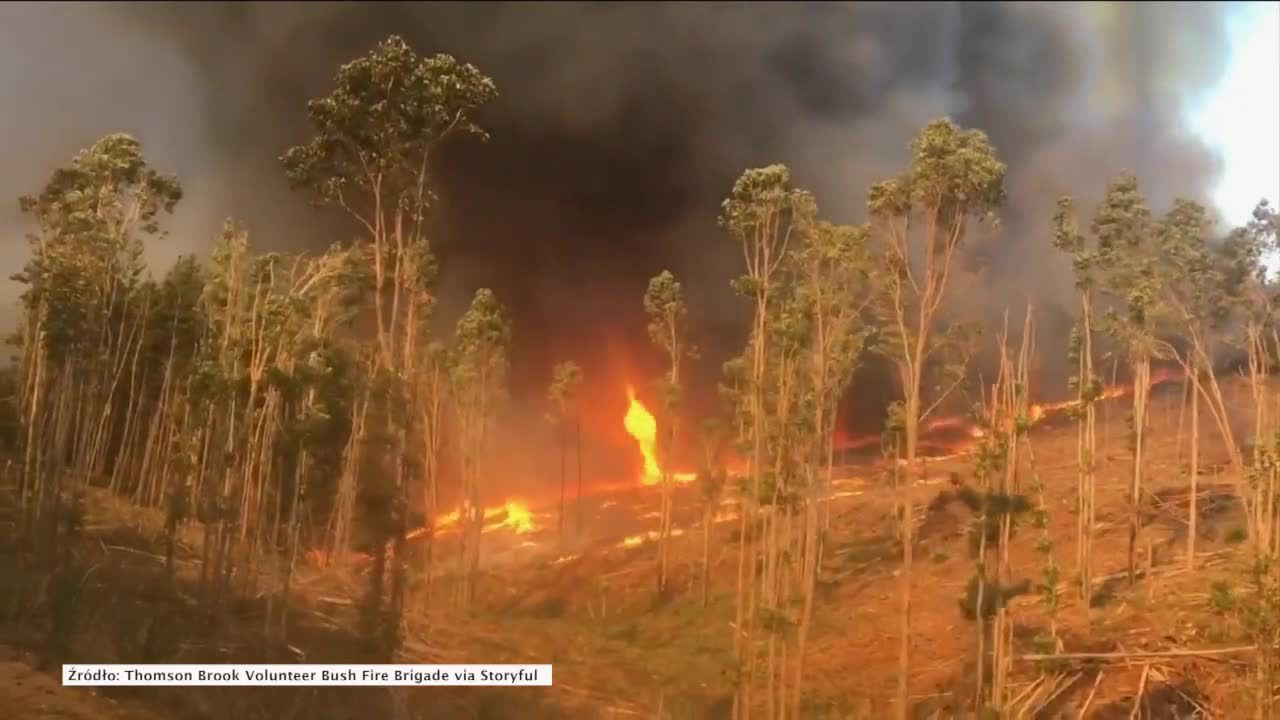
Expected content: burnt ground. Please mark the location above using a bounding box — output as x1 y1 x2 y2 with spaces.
0 380 1272 718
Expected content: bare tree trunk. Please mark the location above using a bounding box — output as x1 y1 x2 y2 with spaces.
702 504 712 608
1128 357 1150 586
1188 360 1199 571
897 380 920 720
575 419 583 536
558 421 566 540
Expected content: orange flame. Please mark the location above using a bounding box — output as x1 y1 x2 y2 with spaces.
499 500 536 534
419 499 536 538
622 386 699 487
623 386 662 485
832 369 1185 457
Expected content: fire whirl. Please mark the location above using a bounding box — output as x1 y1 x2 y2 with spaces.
623 385 698 487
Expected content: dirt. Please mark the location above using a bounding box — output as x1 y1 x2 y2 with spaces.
0 645 165 720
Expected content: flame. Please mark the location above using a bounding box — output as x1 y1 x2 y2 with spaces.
417 500 536 538
624 386 662 485
618 527 686 548
831 369 1185 458
500 500 536 534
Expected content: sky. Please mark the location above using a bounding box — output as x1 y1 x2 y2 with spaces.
0 2 1276 485
1189 1 1280 231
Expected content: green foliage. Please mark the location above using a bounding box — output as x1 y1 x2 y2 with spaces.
547 360 583 414
868 119 1005 224
644 270 693 400
16 134 182 362
281 35 496 216
1083 174 1169 359
452 288 511 390
1208 557 1280 683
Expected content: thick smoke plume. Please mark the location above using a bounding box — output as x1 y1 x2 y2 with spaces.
0 2 1242 458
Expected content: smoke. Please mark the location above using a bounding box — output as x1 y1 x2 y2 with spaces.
0 2 1244 449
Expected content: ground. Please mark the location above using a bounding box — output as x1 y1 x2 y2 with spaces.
0 378 1272 718
0 645 165 720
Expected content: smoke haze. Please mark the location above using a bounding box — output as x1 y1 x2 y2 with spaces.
0 2 1247 483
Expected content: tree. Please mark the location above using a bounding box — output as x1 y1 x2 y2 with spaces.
1155 198 1254 566
14 133 181 558
281 34 495 374
547 361 583 540
282 33 495 643
962 310 1035 714
866 118 1005 718
1233 201 1280 559
449 288 511 609
1051 197 1103 599
643 270 693 598
789 220 874 717
1088 174 1168 584
719 165 815 718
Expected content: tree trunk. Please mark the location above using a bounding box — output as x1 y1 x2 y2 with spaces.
897 377 920 720
1188 361 1199 571
702 504 711 608
575 419 583 536
1128 357 1150 586
558 420 566 540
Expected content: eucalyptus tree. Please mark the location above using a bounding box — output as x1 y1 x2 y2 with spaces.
643 270 693 597
547 360 584 539
1051 197 1104 599
14 133 181 556
1234 201 1280 558
788 220 874 717
719 165 814 717
282 34 495 378
1234 201 1279 467
282 33 495 633
1087 174 1170 583
755 275 813 720
417 339 450 595
963 310 1035 714
1154 198 1257 564
866 118 1006 718
449 288 511 609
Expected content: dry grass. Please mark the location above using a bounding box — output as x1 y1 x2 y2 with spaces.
0 380 1271 719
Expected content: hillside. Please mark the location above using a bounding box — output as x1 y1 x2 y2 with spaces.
1 378 1271 719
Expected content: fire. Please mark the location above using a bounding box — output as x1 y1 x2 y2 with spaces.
418 500 536 538
623 386 662 485
621 386 700 486
831 368 1185 457
618 527 686 548
500 500 536 534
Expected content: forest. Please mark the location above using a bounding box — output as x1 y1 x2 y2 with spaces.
1 33 1278 720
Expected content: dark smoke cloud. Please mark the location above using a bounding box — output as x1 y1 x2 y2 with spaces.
0 2 1243 455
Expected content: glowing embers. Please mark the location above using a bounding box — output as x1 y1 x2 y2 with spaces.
618 527 686 549
423 499 538 538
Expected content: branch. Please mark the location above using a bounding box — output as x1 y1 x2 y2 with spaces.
335 186 378 240
918 370 967 424
1017 646 1255 662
